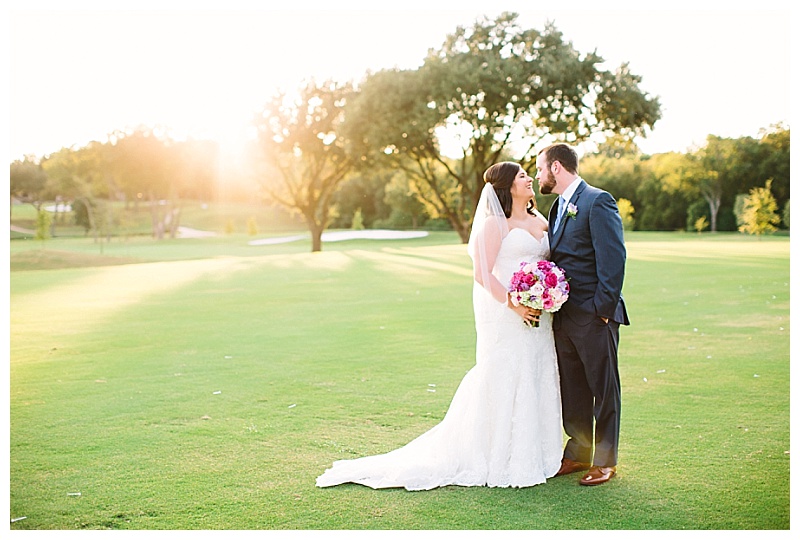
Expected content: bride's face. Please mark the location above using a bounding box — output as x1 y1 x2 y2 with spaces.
511 167 533 199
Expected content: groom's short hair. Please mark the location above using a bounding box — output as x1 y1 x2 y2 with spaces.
539 144 579 175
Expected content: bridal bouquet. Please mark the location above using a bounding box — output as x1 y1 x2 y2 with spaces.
508 260 570 327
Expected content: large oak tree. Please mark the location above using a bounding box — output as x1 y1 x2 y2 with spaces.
346 12 662 242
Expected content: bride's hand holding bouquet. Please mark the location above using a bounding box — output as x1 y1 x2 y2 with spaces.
508 260 570 327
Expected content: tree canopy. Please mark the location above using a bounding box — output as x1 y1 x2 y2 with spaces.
253 79 356 251
346 12 661 241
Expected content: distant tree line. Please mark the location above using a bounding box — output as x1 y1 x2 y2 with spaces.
10 13 789 251
10 127 219 242
578 125 789 233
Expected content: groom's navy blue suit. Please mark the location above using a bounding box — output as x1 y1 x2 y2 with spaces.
548 179 629 468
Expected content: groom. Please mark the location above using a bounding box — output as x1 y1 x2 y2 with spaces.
536 143 629 486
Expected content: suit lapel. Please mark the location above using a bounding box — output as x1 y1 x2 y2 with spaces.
548 197 564 248
547 197 559 243
550 181 587 250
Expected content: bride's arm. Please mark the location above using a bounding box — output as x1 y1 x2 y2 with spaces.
472 217 530 319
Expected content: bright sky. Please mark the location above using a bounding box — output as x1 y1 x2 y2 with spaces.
4 0 795 163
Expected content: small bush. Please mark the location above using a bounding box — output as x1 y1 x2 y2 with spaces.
247 216 259 236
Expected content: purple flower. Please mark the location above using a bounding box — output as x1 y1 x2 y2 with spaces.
567 203 578 219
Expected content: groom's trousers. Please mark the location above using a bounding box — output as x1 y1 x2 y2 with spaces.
554 316 621 468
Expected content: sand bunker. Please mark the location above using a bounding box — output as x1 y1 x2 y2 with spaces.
178 226 219 238
248 230 429 246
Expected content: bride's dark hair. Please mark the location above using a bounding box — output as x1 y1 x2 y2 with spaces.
482 162 536 218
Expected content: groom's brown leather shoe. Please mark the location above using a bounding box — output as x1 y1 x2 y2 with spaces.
556 458 591 476
579 466 616 486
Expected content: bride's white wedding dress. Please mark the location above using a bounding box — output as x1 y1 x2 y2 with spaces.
316 229 563 491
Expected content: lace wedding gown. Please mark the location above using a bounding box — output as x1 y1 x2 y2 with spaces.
316 229 563 490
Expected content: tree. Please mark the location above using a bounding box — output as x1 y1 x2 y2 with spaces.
35 207 51 244
347 12 661 242
10 157 48 213
350 208 365 230
72 197 94 234
108 127 188 239
678 135 753 233
733 193 747 229
739 179 780 237
579 152 641 216
680 131 787 233
11 157 52 240
40 143 110 239
685 139 728 233
782 200 790 230
686 199 709 232
329 167 394 229
377 171 431 230
617 198 635 230
247 216 259 236
754 124 790 211
581 149 694 231
254 79 356 252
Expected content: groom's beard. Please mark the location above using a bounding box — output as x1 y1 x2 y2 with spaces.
539 170 556 195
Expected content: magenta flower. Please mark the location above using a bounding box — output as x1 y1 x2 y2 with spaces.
507 259 570 328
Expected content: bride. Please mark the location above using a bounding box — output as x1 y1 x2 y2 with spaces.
316 162 563 490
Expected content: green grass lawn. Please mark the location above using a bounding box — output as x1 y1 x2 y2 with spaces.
8 231 790 530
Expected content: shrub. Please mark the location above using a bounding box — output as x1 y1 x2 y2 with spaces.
247 216 259 236
617 198 635 231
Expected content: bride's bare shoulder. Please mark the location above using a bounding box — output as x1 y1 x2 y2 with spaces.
527 213 548 237
533 210 549 230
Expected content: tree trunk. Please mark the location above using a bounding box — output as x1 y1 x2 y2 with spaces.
705 194 721 233
164 204 181 239
306 216 324 252
106 201 113 243
50 202 59 238
149 194 164 240
448 214 470 243
458 221 470 243
311 232 322 252
169 207 181 239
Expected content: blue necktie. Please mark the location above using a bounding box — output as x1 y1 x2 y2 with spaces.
554 196 567 232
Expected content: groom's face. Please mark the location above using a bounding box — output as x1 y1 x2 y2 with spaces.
536 158 557 195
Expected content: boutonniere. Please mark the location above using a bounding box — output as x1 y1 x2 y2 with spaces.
566 202 578 220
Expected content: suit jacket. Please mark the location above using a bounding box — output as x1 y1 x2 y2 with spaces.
548 179 630 327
